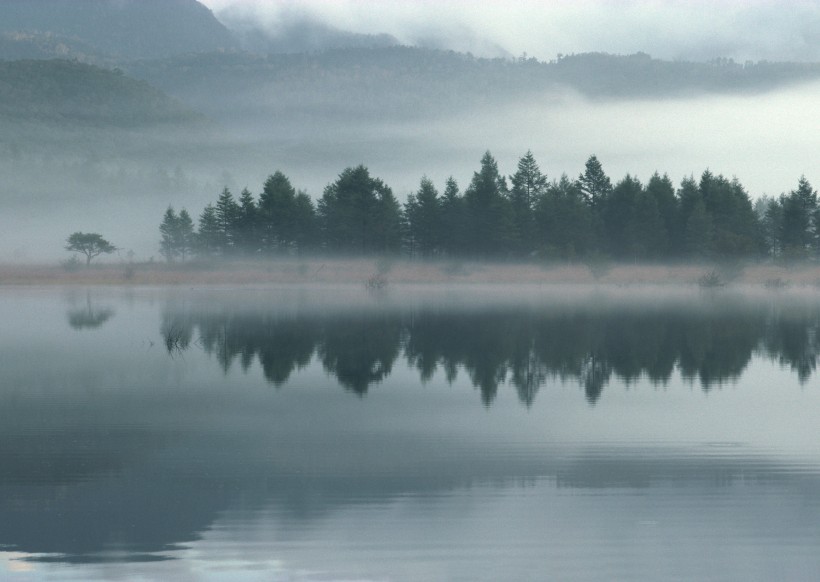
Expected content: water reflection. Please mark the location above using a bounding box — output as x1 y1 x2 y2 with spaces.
161 295 820 404
3 288 820 579
66 293 115 330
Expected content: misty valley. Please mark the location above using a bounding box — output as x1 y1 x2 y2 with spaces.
5 1 820 580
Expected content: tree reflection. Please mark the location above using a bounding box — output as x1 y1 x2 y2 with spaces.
161 300 820 405
66 293 115 330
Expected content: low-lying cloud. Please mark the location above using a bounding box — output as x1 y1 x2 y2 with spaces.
202 0 820 63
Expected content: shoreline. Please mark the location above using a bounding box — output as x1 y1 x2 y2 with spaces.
1 258 819 288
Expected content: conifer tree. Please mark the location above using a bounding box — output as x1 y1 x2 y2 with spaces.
197 204 221 257
215 187 240 255
510 150 546 255
159 206 179 262
234 188 259 256
176 209 195 261
405 176 442 258
259 171 298 253
464 151 514 256
439 176 464 256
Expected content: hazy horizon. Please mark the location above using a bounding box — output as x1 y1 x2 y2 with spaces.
202 0 820 63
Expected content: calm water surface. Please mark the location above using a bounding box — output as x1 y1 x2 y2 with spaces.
2 285 820 581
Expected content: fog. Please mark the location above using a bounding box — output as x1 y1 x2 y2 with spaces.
4 74 820 263
204 0 820 63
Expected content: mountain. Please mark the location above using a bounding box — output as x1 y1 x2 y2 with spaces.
0 60 203 127
126 47 820 127
0 0 237 61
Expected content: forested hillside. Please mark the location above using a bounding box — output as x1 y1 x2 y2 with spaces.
128 48 820 123
0 60 203 127
0 0 236 61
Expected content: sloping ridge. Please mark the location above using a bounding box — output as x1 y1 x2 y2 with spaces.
0 0 237 60
0 60 203 127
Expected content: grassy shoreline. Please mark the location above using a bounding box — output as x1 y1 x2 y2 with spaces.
1 258 819 288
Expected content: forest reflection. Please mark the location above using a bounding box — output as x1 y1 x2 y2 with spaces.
161 298 820 405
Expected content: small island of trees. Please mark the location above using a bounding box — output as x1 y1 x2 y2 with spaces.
156 151 818 263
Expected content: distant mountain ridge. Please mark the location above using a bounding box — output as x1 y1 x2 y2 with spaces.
126 47 820 127
0 0 237 61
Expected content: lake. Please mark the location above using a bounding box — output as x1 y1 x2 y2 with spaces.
2 284 820 581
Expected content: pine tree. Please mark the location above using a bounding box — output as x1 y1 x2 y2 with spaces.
533 174 593 260
197 204 221 257
406 176 442 258
234 188 259 256
578 154 612 210
464 151 514 256
215 187 240 255
781 176 817 259
292 190 317 254
439 176 463 256
259 171 298 253
159 206 178 262
176 209 195 261
509 150 546 255
318 165 401 254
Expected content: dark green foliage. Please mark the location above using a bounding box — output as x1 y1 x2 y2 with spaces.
176 209 195 261
318 165 402 255
509 151 547 255
259 172 299 254
405 177 442 258
533 175 594 260
234 189 260 256
439 177 464 256
698 171 761 257
196 204 221 257
215 188 240 255
165 155 816 263
159 206 178 263
464 152 515 257
780 176 817 259
578 154 612 211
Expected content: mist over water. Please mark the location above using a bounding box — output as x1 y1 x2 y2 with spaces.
4 78 820 262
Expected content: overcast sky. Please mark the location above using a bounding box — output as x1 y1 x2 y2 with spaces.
200 0 820 62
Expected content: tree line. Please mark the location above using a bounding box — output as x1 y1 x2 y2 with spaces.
158 151 819 262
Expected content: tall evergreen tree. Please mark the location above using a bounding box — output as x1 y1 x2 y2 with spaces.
259 171 298 253
509 150 547 255
215 187 240 255
578 154 612 211
754 195 782 259
533 174 594 260
292 190 317 254
318 165 402 254
464 151 514 256
234 188 260 256
159 206 178 262
780 176 817 259
603 174 643 258
197 204 221 257
439 176 464 256
645 172 678 255
405 176 442 258
176 208 195 261
699 171 760 256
